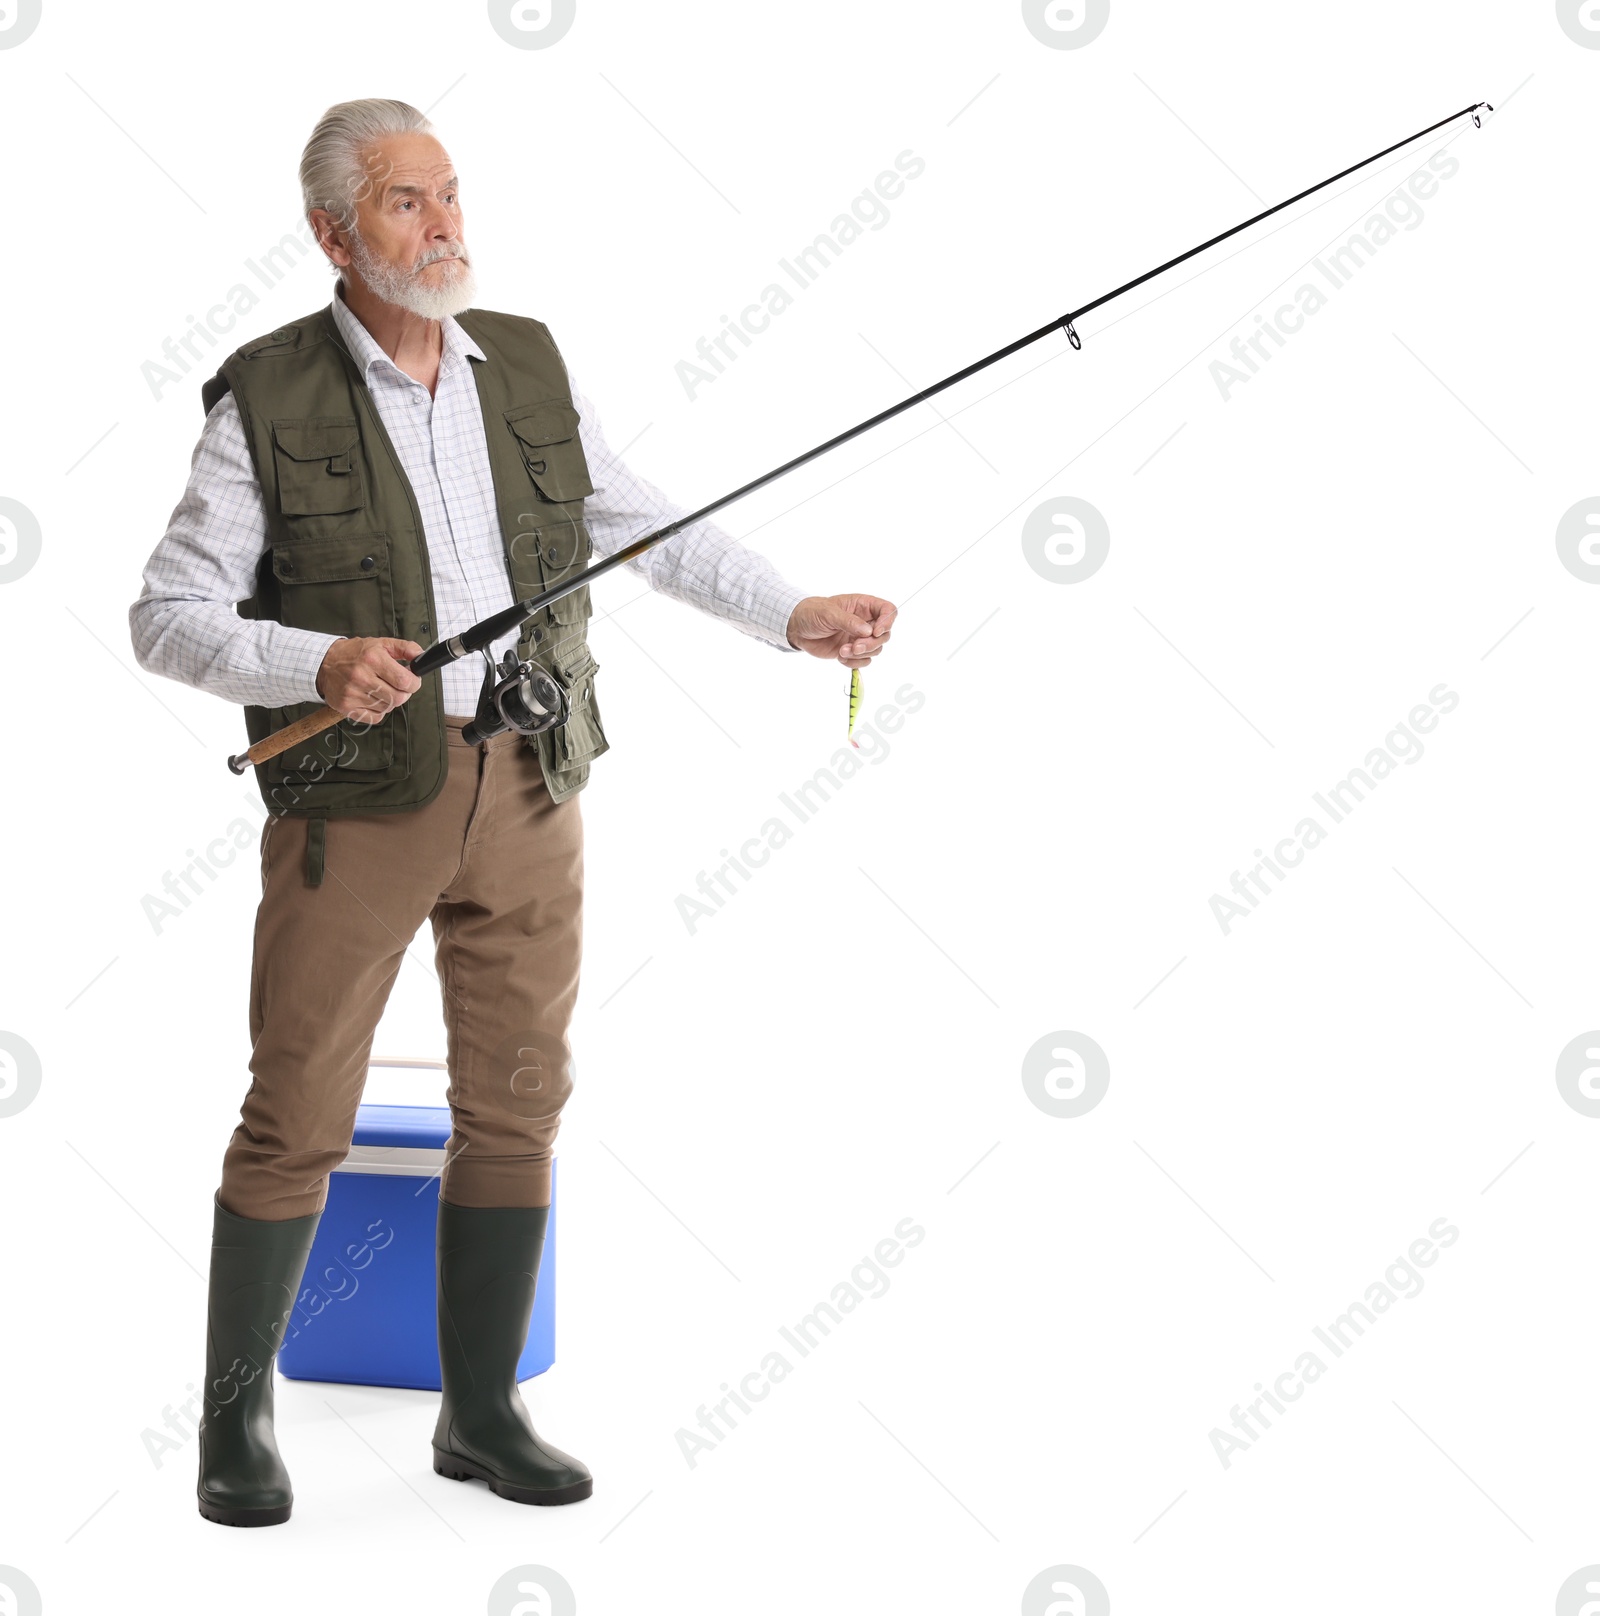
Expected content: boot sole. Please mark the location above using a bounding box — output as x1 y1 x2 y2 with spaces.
432 1448 592 1505
197 1495 292 1527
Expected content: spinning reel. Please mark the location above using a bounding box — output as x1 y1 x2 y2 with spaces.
462 648 568 746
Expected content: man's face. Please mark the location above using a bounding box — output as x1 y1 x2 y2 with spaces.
328 131 478 319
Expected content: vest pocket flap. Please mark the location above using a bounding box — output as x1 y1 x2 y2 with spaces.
272 418 361 463
271 417 364 515
551 646 608 766
532 522 593 626
273 536 389 585
506 402 580 448
507 403 594 503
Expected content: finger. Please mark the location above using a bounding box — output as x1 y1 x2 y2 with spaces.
382 649 424 692
364 651 421 694
844 594 895 629
355 680 412 718
843 632 889 657
365 643 423 686
828 602 876 637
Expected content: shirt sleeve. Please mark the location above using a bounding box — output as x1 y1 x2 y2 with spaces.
568 372 809 652
128 393 342 708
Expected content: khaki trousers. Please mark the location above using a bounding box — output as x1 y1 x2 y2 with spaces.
220 715 583 1221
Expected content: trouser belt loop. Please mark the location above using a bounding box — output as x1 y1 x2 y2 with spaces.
304 815 327 888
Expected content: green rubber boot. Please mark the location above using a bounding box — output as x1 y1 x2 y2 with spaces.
431 1198 592 1505
196 1193 320 1527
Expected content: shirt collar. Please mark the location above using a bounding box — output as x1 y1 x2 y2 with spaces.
329 281 487 384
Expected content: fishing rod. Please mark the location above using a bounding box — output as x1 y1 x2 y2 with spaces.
230 99 1493 773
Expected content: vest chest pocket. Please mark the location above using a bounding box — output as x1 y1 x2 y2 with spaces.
272 535 394 640
506 401 595 504
271 418 365 516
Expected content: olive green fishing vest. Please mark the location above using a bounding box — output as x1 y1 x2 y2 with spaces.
202 303 609 881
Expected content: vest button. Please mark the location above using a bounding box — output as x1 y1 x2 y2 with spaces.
360 555 376 571
280 559 294 574
270 328 293 342
419 621 430 634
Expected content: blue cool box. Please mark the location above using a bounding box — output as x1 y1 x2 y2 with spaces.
277 1104 556 1390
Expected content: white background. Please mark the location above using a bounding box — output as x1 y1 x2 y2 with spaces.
0 2 1594 1612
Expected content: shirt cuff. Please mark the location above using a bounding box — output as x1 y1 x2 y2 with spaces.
746 581 811 652
277 628 343 705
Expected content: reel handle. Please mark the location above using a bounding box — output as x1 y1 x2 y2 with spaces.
227 702 347 774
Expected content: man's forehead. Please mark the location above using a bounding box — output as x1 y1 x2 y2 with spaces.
362 136 457 194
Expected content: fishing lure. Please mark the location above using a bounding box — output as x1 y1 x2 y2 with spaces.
848 668 861 749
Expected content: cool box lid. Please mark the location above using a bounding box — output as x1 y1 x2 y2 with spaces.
351 1102 451 1149
340 1102 452 1175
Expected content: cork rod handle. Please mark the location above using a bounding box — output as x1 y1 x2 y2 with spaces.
227 704 347 774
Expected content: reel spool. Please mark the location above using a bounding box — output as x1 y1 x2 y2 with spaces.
463 649 568 746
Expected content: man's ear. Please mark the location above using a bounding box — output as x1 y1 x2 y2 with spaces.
309 207 353 272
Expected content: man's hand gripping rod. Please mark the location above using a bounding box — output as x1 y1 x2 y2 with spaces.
228 99 1492 775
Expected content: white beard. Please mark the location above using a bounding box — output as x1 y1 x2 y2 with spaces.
347 231 479 320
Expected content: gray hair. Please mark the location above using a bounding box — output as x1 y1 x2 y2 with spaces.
299 98 433 234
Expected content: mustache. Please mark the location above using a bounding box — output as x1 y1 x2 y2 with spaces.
414 245 468 272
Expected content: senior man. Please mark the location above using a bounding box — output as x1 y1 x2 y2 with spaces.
129 97 895 1528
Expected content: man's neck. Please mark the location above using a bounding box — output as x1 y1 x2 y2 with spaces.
337 278 443 387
